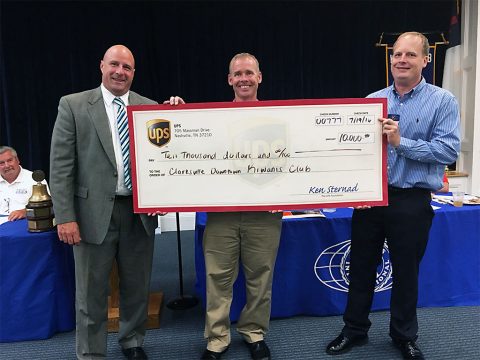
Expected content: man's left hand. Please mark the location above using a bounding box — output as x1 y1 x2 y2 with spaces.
379 117 400 147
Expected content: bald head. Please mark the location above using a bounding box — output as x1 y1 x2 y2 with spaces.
103 45 135 65
100 45 135 96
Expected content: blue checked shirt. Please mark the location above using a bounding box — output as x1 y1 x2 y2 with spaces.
367 78 460 191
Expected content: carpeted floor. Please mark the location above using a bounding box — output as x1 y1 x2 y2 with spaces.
1 231 479 359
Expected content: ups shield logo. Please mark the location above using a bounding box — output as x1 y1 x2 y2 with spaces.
147 119 171 147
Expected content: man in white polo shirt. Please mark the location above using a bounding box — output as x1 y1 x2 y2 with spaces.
0 146 48 221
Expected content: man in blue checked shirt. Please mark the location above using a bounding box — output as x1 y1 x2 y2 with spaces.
326 32 460 360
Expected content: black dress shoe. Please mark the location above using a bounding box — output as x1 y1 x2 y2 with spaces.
325 333 368 355
393 339 425 359
201 347 229 359
245 340 271 360
122 346 148 360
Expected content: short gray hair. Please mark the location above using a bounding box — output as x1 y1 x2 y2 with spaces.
0 146 17 157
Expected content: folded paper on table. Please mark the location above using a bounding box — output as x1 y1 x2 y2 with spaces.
128 99 388 212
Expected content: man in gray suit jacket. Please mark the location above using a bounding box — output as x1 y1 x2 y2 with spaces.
50 45 158 360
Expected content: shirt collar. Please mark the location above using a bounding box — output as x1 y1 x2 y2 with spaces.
391 77 427 97
100 84 129 106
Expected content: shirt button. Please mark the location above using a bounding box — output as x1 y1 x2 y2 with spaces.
113 172 118 177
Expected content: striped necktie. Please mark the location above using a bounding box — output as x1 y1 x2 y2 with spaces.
113 97 132 190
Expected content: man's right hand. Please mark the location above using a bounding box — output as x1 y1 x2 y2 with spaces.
57 221 81 245
7 209 27 221
163 96 185 105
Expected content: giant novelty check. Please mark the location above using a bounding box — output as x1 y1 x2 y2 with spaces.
128 99 388 212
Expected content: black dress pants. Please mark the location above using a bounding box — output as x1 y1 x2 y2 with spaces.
342 187 434 341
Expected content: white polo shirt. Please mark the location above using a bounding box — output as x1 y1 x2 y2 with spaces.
0 167 49 215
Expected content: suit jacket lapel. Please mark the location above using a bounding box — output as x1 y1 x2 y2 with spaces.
87 87 117 169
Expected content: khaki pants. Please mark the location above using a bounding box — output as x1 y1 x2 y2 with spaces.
203 211 282 352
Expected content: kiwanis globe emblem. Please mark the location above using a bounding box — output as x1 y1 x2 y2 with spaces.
314 240 393 292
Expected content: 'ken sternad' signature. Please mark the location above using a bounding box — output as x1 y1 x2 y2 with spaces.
309 183 359 194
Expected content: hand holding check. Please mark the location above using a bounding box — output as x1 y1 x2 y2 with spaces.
163 96 185 106
379 117 400 147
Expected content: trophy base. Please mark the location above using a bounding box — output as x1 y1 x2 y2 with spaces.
27 218 55 232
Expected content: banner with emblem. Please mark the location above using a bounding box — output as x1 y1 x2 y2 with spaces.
128 99 388 212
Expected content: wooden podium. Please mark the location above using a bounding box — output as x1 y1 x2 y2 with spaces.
107 260 163 332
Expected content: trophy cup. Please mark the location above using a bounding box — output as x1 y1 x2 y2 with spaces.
26 170 54 232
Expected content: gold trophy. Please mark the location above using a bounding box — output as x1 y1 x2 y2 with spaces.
26 170 54 232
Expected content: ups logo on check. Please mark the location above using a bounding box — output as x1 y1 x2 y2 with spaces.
147 119 171 147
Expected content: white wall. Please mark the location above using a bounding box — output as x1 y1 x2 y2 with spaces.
471 1 480 195
459 0 479 195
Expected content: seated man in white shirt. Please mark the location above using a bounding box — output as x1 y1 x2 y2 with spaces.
0 146 48 221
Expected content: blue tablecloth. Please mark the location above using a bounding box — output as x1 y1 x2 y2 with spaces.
194 202 480 321
0 219 75 342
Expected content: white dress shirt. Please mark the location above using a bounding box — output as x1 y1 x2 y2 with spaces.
100 84 131 195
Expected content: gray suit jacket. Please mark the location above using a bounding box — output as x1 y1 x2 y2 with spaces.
50 87 158 244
